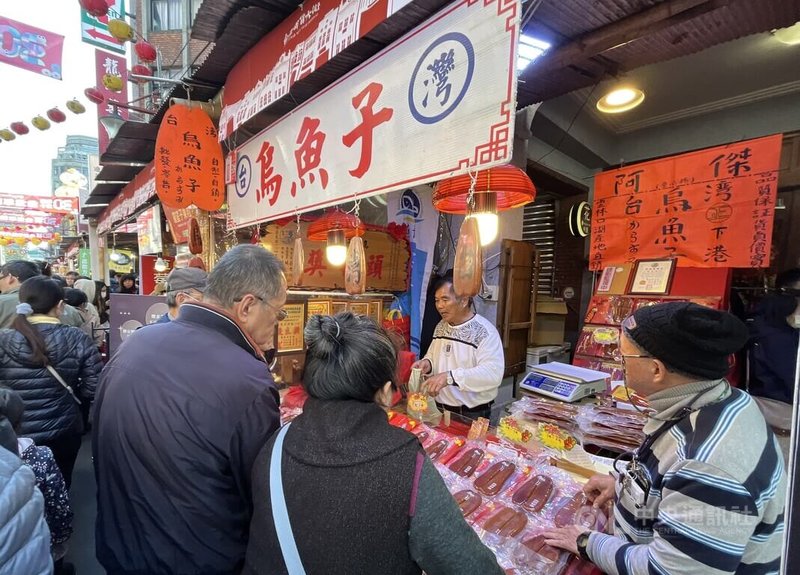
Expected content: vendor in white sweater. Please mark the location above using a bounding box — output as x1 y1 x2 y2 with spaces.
412 276 505 420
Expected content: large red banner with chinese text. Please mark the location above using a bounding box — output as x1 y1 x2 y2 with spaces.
589 134 783 270
0 17 63 79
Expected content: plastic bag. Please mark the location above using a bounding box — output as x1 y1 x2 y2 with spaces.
407 367 442 425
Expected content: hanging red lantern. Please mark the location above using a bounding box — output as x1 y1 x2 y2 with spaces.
47 108 67 123
130 64 152 78
434 164 536 246
307 210 365 268
135 40 157 63
10 122 29 135
78 0 109 18
84 88 105 104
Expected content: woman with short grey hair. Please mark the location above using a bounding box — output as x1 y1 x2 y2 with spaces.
244 312 503 575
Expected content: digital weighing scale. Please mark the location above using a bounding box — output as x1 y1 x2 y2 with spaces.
519 362 609 402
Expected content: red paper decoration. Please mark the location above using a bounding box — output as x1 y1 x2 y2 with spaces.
84 87 105 104
78 0 109 18
135 40 157 63
306 210 365 241
433 164 536 213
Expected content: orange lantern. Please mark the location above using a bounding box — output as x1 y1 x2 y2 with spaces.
155 104 225 211
0 238 9 246
14 237 26 246
30 238 41 246
434 164 536 246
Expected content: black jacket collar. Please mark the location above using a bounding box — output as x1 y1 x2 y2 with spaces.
177 303 266 362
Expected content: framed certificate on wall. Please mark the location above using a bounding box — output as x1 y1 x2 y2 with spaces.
628 259 676 295
307 299 331 317
276 303 306 352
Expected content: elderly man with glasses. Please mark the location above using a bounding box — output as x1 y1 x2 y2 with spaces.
0 260 42 328
542 302 786 575
93 245 285 575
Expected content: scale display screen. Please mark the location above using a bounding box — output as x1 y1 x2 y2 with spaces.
522 373 579 399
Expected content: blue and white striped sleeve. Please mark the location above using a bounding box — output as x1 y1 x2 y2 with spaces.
588 459 767 575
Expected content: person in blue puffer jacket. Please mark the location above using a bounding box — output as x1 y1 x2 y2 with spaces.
0 276 102 488
0 390 52 575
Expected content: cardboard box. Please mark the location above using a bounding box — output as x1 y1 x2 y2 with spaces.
532 298 568 345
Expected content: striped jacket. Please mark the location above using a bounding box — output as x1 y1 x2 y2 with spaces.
588 379 786 575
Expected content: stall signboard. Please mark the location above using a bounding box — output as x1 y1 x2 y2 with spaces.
108 294 168 356
137 204 163 255
95 49 128 154
97 163 156 234
140 254 174 296
277 303 306 352
0 211 60 226
0 17 64 80
80 0 126 54
220 0 412 141
0 195 77 214
227 0 518 227
163 205 196 244
78 248 92 277
589 134 783 270
267 221 410 291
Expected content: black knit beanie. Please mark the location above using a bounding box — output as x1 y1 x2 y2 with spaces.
625 302 748 380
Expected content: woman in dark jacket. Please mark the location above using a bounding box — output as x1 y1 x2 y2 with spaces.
118 274 137 294
244 312 502 575
0 276 102 487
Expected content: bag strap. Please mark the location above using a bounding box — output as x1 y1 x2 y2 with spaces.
270 423 306 575
45 365 82 405
408 451 424 517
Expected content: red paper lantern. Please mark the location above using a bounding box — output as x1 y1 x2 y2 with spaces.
135 40 157 63
306 210 365 241
79 0 109 18
130 64 152 80
84 87 105 104
47 108 67 123
433 164 536 214
10 122 29 135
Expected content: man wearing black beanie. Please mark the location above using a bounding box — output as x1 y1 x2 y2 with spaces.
544 302 786 575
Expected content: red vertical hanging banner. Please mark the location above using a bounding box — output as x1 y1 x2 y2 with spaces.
589 134 783 270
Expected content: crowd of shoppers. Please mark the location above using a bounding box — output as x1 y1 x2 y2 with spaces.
0 252 794 575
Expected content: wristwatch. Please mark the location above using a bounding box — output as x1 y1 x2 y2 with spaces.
576 531 592 562
446 372 454 386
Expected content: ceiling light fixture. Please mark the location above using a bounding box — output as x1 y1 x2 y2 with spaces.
596 87 646 114
772 22 800 45
517 34 551 72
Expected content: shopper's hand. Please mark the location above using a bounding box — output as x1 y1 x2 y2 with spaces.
541 524 586 556
584 473 616 509
422 372 448 396
411 358 432 375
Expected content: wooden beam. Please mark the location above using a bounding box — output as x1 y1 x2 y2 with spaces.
522 0 726 78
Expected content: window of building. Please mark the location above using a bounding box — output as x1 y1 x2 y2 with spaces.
151 0 183 31
522 198 556 296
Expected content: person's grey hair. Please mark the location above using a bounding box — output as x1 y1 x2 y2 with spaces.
166 291 180 307
204 245 285 308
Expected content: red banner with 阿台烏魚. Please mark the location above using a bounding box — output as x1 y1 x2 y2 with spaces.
589 134 783 270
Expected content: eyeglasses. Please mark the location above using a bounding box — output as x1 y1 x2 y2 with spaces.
613 351 653 368
253 295 288 321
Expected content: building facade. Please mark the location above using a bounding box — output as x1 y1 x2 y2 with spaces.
51 135 99 194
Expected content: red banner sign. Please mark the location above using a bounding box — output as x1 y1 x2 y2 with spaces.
162 205 196 244
219 0 403 140
0 17 64 80
95 49 128 155
97 163 156 234
590 134 783 270
0 194 77 214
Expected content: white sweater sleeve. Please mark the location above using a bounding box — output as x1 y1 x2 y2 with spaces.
450 327 504 394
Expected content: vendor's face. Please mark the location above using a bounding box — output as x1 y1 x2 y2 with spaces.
619 332 664 398
434 283 468 324
122 279 134 289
